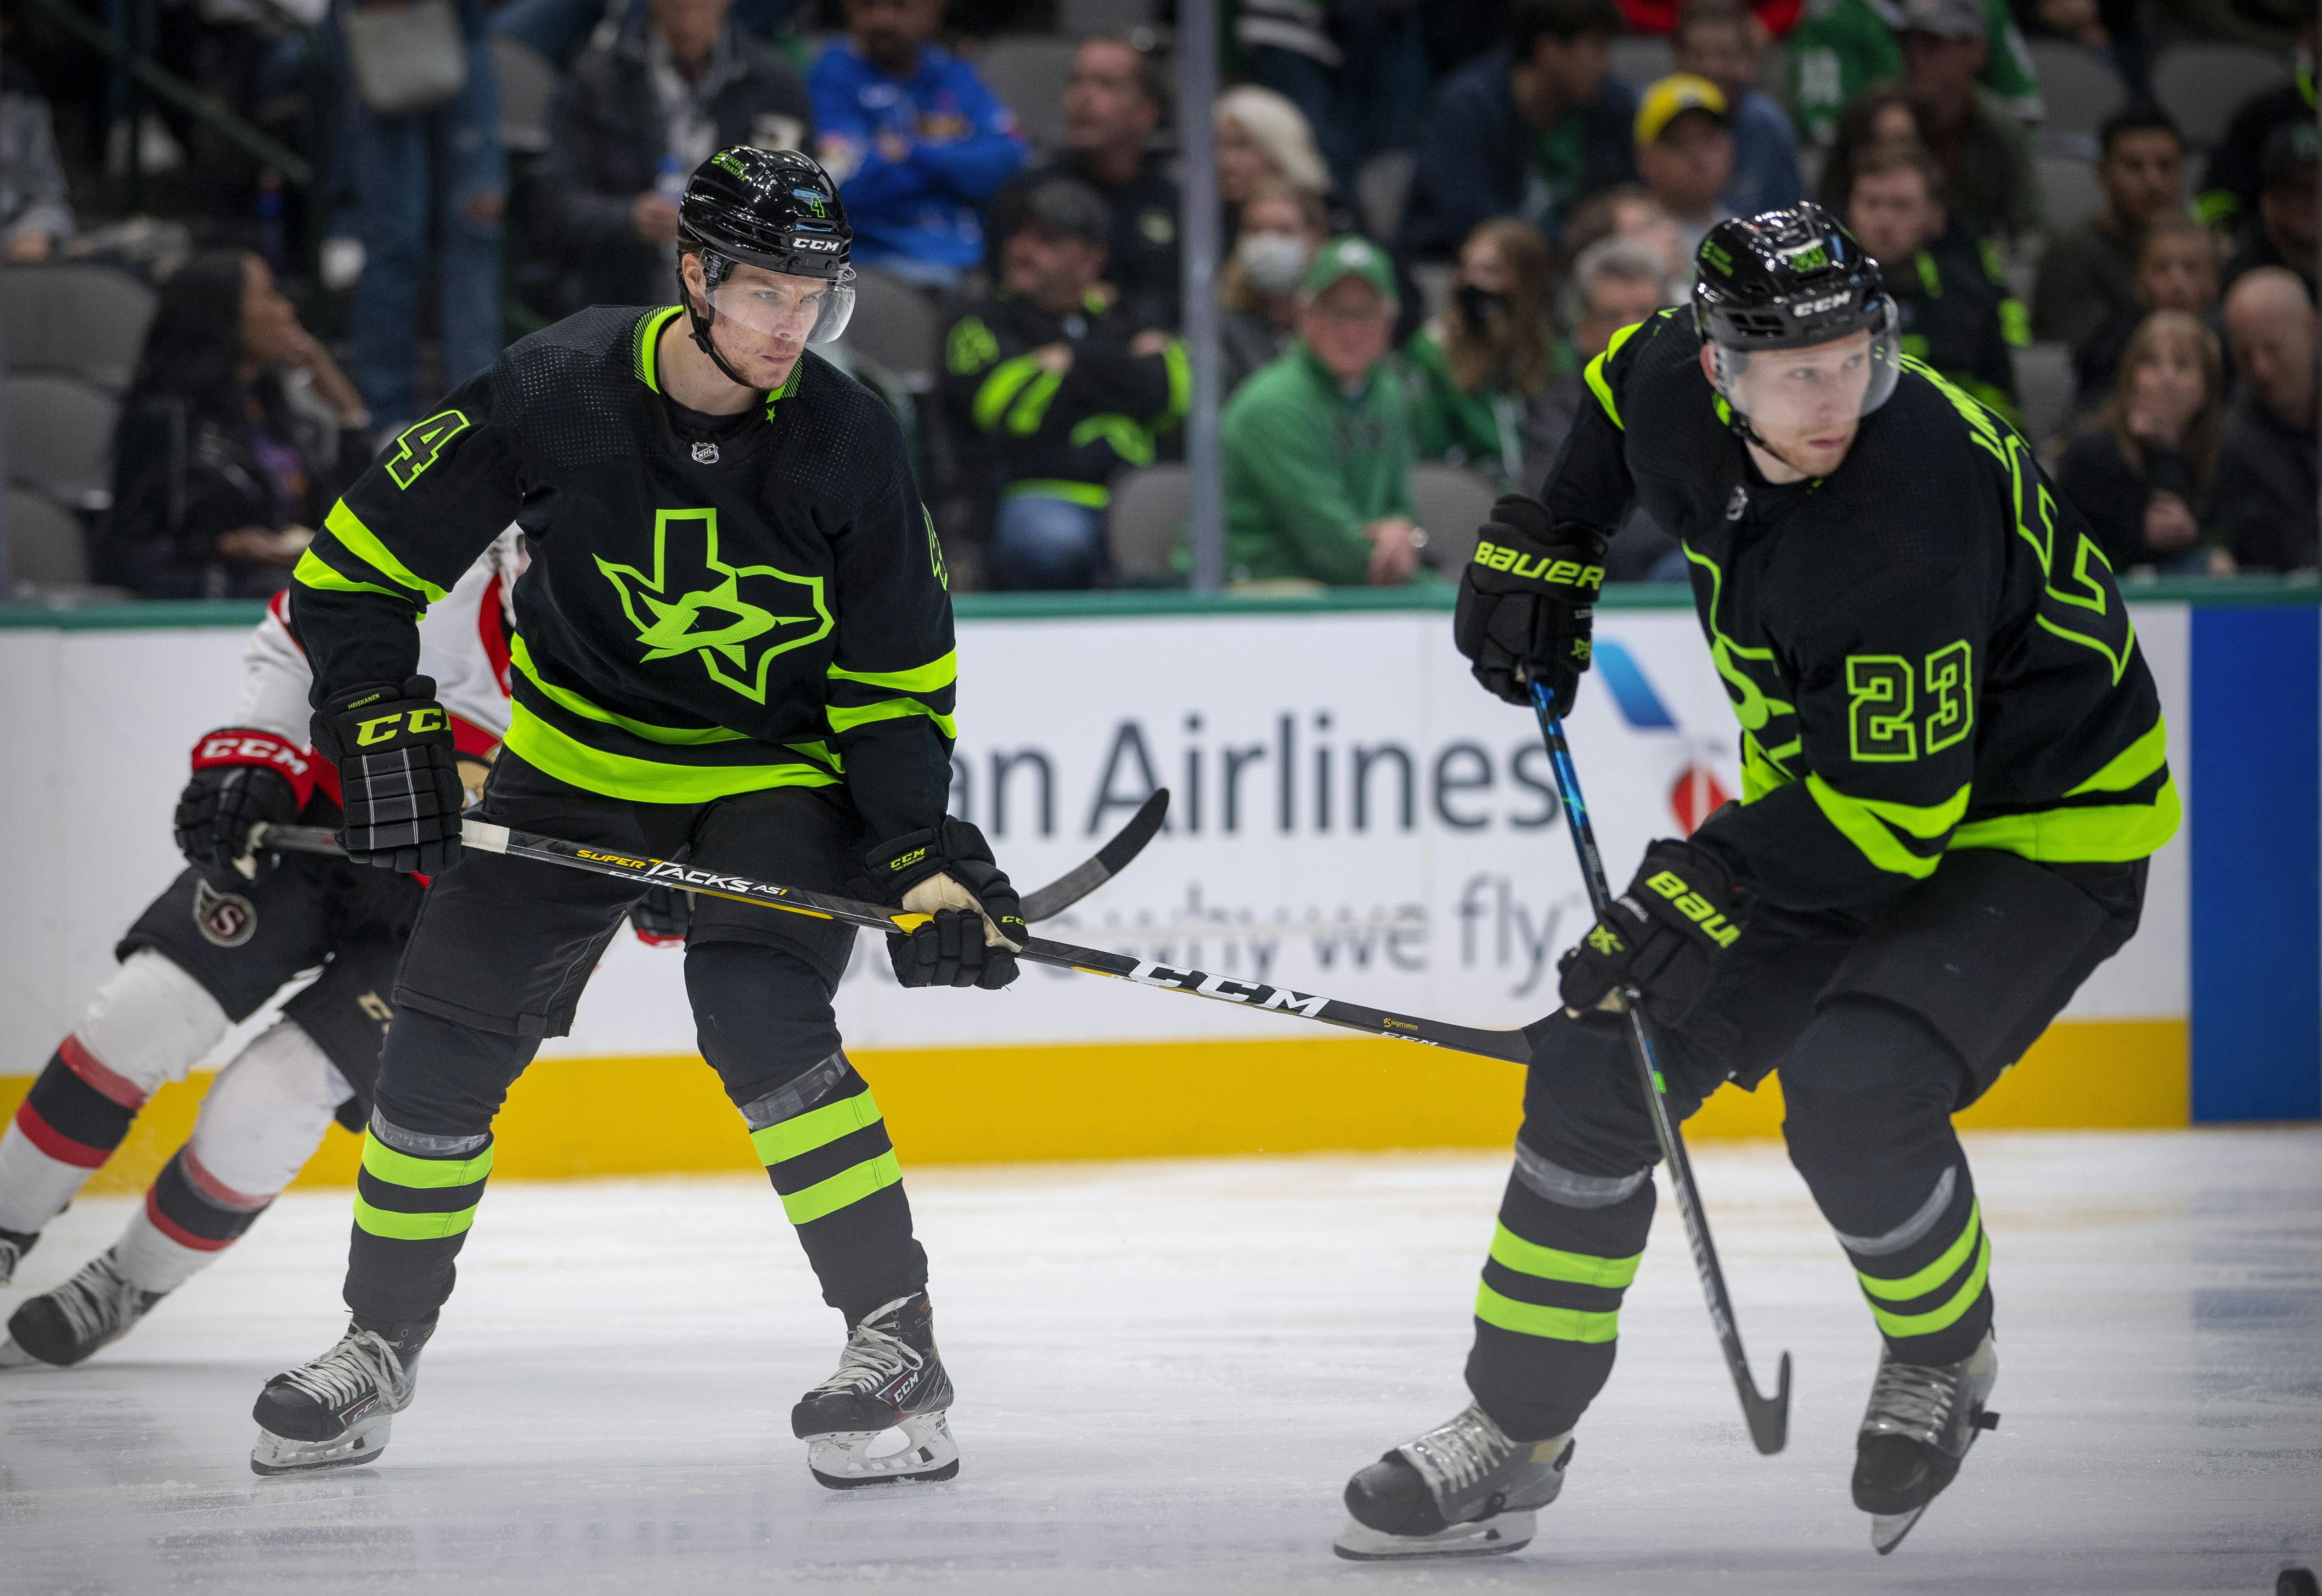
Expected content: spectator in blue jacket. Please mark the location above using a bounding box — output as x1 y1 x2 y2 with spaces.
1396 0 1637 259
1671 0 1801 217
810 0 1026 288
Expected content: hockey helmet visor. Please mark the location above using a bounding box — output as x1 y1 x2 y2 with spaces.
1694 205 1901 424
680 147 856 345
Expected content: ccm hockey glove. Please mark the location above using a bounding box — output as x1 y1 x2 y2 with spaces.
174 728 317 887
1558 839 1749 1020
863 819 1026 991
1454 495 1607 714
313 676 464 875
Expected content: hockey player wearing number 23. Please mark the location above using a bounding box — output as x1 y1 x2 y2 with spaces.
1341 204 2179 1561
253 147 1018 1488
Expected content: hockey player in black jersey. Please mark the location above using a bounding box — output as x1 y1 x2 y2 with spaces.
249 148 1019 1486
1336 205 2179 1560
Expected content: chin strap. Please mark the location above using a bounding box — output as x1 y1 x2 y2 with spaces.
676 257 765 396
1725 405 1818 481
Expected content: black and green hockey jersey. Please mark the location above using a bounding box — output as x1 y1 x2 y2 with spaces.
289 305 956 843
1549 308 2178 910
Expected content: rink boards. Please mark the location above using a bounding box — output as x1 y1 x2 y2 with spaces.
1 584 2314 1189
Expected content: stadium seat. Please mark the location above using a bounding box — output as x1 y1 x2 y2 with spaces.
0 264 156 393
2029 42 2125 159
1059 0 1156 34
2037 153 2107 230
1357 152 1416 242
493 36 559 156
977 35 1077 152
4 373 118 511
838 267 944 393
2151 42 2293 149
1611 35 1676 89
1106 463 1189 581
1410 462 1496 574
4 486 91 586
2010 342 2074 453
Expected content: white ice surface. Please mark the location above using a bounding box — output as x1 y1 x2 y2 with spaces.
2 1130 2316 1595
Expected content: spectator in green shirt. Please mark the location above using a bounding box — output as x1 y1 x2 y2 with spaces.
1220 236 1427 586
1786 0 2042 147
1402 218 1562 490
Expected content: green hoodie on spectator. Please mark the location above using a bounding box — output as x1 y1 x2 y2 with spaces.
1220 339 1419 585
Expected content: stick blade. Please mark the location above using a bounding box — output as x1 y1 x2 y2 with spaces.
1019 789 1169 922
1744 1349 1792 1455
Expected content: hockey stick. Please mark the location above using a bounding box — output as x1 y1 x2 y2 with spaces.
247 788 1170 927
1527 680 1792 1455
254 813 1538 1064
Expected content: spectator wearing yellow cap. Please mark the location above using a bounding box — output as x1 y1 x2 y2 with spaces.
1635 74 1736 278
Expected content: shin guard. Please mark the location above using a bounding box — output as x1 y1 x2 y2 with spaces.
345 1114 494 1327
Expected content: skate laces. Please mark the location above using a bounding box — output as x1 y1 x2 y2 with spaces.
1864 1356 1956 1444
278 1328 403 1410
1406 1405 1516 1495
811 1301 925 1397
48 1255 144 1345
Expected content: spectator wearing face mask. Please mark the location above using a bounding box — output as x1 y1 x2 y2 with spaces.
1402 219 1561 490
2071 213 2221 413
1845 136 2022 425
2056 312 2229 575
2208 267 2320 573
2220 121 2318 303
1634 75 1736 276
988 37 1181 331
941 177 1185 590
2032 107 2188 349
1671 0 1802 216
1220 236 1426 586
1218 178 1331 394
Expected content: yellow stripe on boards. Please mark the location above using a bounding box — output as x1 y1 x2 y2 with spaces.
1474 1281 1620 1342
352 1196 479 1240
780 1151 902 1225
360 1132 493 1190
750 1091 883 1166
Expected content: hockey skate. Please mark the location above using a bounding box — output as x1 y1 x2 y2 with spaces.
791 1292 958 1489
250 1318 433 1476
1854 1330 1999 1554
0 1226 34 1290
1334 1402 1573 1561
0 1248 166 1369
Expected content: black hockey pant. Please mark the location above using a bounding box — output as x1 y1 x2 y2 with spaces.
1467 849 2146 1441
343 753 926 1330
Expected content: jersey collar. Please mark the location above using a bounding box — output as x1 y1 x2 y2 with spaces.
633 304 806 421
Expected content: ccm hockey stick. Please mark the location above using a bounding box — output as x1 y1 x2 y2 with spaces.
1528 679 1792 1455
254 809 1538 1064
248 789 1172 927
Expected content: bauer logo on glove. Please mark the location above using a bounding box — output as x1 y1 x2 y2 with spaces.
1453 495 1610 718
1558 839 1750 1019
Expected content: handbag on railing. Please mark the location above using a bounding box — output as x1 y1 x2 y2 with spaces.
342 0 468 117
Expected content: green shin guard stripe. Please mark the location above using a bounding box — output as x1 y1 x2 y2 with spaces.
780 1150 903 1225
361 1131 494 1189
1856 1201 1982 1301
1488 1222 1642 1288
353 1195 479 1240
750 1090 884 1166
1475 1281 1621 1343
1866 1234 1992 1337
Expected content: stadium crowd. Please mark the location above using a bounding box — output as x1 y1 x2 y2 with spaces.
1 0 2315 597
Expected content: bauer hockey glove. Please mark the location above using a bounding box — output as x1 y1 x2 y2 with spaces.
174 728 318 888
1558 839 1750 1021
313 676 465 875
863 819 1026 991
1453 495 1607 715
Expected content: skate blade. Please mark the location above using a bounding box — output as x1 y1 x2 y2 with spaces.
806 1411 958 1490
1332 1509 1536 1562
250 1412 393 1477
0 1339 55 1371
1871 1505 1926 1556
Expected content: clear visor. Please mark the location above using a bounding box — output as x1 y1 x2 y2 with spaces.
705 266 856 346
1708 296 1902 432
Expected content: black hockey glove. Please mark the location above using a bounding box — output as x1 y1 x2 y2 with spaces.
1558 839 1750 1020
862 819 1026 991
1453 496 1607 715
630 885 692 949
174 728 316 888
313 676 464 875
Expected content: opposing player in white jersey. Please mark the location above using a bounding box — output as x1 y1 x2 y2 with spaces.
0 535 523 1366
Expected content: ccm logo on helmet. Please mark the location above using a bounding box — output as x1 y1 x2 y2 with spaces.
792 237 842 252
1792 291 1854 316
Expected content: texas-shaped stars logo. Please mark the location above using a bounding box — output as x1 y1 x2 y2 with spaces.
596 509 831 703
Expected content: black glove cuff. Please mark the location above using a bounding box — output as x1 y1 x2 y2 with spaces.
315 675 451 763
861 817 999 902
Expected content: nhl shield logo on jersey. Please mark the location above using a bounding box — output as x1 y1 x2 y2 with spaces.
192 879 258 947
691 440 720 465
596 508 833 703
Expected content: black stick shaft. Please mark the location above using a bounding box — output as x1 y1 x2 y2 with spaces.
1528 684 1791 1454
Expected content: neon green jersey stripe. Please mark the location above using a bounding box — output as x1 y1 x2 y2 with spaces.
1583 317 1647 430
750 1090 883 1167
1950 780 2180 863
353 1196 479 1240
1474 1281 1620 1343
780 1151 903 1225
1160 339 1190 424
511 637 747 745
2066 718 2169 796
1865 1235 1992 1337
504 702 840 803
827 651 957 693
826 697 958 737
322 500 448 603
971 356 1042 431
293 548 408 602
1807 775 1971 879
632 305 686 391
1005 478 1112 507
1007 370 1064 434
1857 1203 1981 1301
1488 1223 1641 1288
361 1132 493 1190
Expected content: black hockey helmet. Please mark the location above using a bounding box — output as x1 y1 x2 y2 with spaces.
1692 203 1902 426
676 147 856 358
